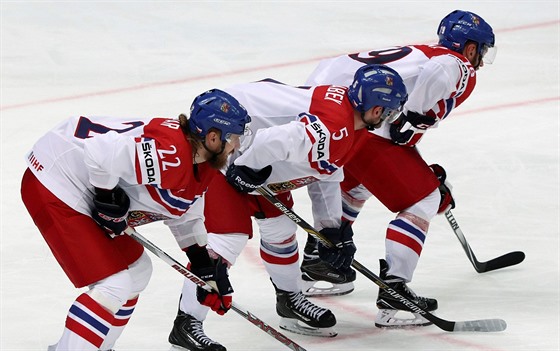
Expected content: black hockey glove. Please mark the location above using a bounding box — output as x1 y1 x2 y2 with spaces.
91 187 130 237
225 164 272 193
191 257 233 315
429 164 456 214
317 221 357 270
389 111 437 146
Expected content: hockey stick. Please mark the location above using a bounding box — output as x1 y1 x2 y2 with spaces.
255 186 507 332
124 227 307 351
444 210 525 273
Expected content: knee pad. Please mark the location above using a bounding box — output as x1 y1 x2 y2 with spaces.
256 215 297 243
256 216 299 265
402 188 440 224
343 183 373 202
88 270 135 314
128 251 153 296
207 233 248 267
88 252 152 313
341 184 373 222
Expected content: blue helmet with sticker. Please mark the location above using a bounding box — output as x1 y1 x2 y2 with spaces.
438 10 496 62
189 89 251 142
348 64 408 120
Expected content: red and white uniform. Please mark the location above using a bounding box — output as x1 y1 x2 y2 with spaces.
227 80 354 190
306 45 477 281
25 116 216 251
180 80 357 321
21 116 218 350
205 80 356 236
306 45 476 140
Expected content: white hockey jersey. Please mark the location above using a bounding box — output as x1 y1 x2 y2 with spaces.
305 45 477 143
223 80 357 228
25 116 217 248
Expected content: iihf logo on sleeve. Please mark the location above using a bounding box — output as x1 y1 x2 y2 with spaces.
27 151 44 172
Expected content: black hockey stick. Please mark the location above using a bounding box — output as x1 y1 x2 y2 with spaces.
124 227 307 351
444 211 525 273
255 186 507 332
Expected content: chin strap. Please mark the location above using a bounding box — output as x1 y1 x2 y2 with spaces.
361 112 380 131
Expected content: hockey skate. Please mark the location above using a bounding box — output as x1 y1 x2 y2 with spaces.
375 259 438 328
169 311 226 351
300 236 356 297
274 283 337 337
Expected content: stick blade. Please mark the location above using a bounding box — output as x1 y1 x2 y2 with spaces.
453 319 507 332
482 251 525 273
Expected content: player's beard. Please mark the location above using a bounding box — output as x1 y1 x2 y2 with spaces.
472 53 483 71
208 149 229 170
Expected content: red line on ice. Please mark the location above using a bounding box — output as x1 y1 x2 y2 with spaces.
2 19 558 111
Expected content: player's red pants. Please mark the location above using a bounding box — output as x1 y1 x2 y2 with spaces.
342 130 440 212
21 169 143 288
203 173 294 236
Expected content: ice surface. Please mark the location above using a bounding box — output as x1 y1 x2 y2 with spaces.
2 2 558 350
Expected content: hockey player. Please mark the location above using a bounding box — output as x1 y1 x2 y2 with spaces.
21 89 251 351
168 64 408 350
300 10 496 328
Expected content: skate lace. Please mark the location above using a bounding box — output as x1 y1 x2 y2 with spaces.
401 282 432 304
386 276 423 300
289 292 327 319
402 283 417 298
188 318 215 346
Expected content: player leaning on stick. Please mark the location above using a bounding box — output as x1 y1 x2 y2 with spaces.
21 90 250 351
168 64 407 350
301 10 497 328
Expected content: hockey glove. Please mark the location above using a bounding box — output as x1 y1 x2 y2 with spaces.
225 164 272 193
91 187 130 237
389 111 437 147
429 164 456 214
317 221 357 270
191 257 233 315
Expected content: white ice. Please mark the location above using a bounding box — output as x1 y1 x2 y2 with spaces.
1 2 559 351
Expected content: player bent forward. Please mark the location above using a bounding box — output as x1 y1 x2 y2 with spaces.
301 10 496 328
21 90 250 351
168 64 408 351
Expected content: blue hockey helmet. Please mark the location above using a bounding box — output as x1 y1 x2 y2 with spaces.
438 10 496 63
189 89 251 142
348 64 408 123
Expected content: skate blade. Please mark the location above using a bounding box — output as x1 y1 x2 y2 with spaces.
279 317 338 337
374 309 433 329
301 280 354 297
